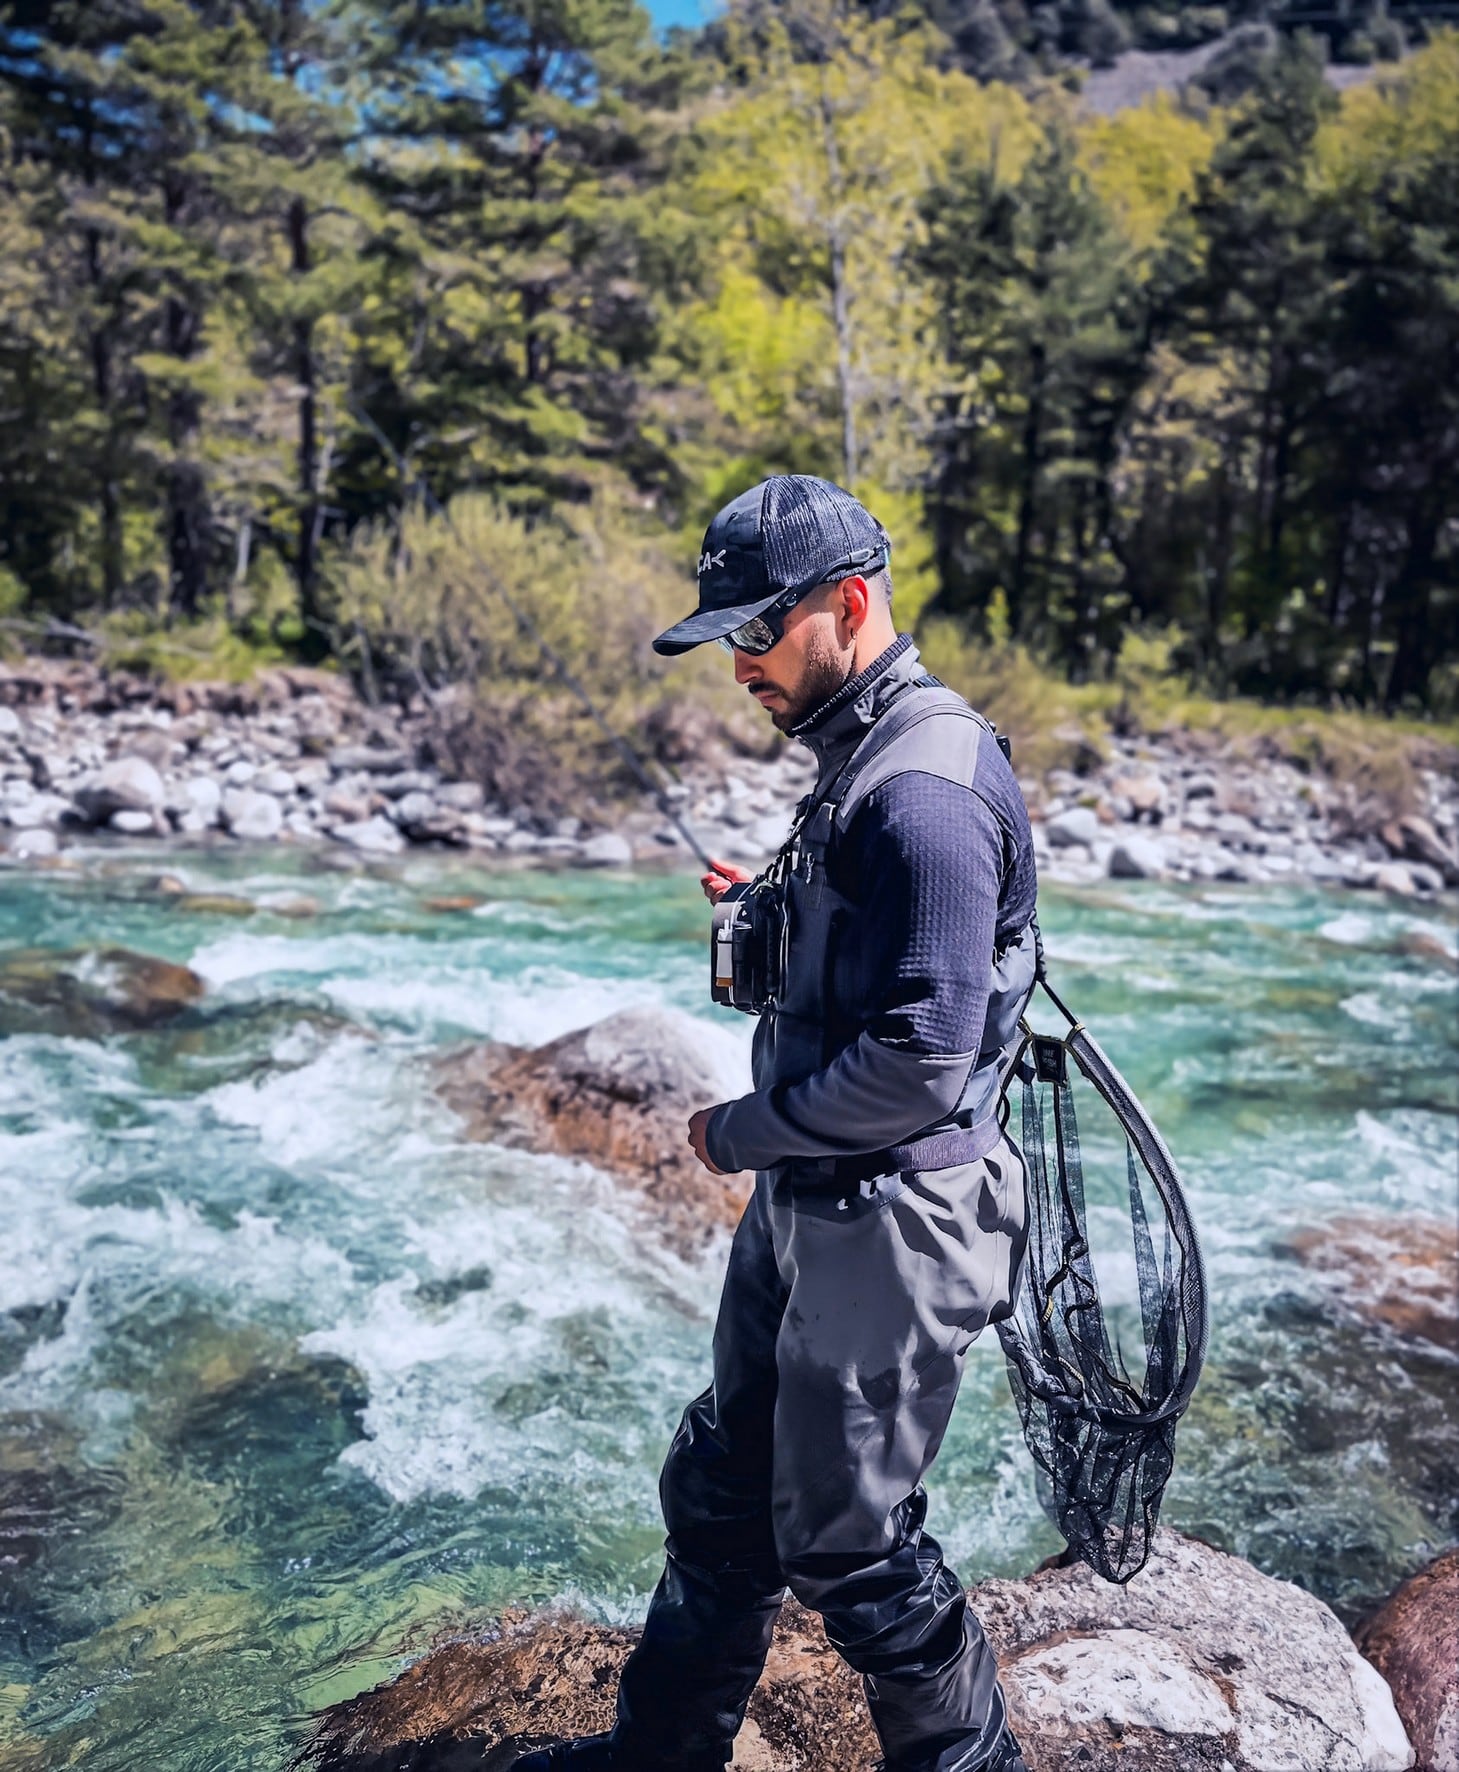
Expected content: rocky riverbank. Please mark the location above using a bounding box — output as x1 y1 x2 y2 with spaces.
298 1531 1418 1771
1 655 1456 896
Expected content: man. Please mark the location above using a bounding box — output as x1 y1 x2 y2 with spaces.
517 475 1038 1772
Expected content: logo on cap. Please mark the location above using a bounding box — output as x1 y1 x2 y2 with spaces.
698 549 727 575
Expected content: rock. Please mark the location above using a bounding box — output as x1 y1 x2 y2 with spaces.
1355 1551 1459 1772
254 767 296 797
0 705 21 741
1047 807 1101 850
9 828 58 860
1382 815 1459 886
1374 862 1418 898
435 1006 752 1260
1108 836 1166 880
331 815 405 856
6 792 69 830
301 1533 1414 1772
73 755 164 823
0 946 205 1035
328 744 409 776
1397 930 1458 972
221 788 284 842
172 893 257 918
579 832 633 868
109 808 159 836
1109 773 1165 817
436 780 486 813
324 785 374 823
224 758 257 787
747 812 791 853
422 895 485 914
167 775 222 829
376 770 440 800
1278 1213 1457 1352
974 1530 1413 1772
1406 862 1445 895
300 1599 874 1772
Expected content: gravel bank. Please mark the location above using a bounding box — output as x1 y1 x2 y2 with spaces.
1 657 1455 899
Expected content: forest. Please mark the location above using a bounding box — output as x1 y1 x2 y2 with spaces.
1 0 1456 732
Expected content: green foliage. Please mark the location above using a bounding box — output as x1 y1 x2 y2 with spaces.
0 3 1454 740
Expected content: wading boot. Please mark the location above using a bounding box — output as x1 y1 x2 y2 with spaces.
510 1736 724 1771
876 1725 1030 1772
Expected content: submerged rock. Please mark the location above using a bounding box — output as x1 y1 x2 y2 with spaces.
0 945 205 1035
1355 1551 1459 1772
1279 1214 1458 1353
300 1533 1413 1771
435 1007 752 1258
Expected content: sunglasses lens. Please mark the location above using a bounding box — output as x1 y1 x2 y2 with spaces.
717 615 778 656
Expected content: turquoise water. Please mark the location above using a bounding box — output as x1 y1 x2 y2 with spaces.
0 850 1455 1770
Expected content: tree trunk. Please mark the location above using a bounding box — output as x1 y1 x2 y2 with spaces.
288 193 327 658
818 75 857 488
162 172 207 618
1011 339 1046 637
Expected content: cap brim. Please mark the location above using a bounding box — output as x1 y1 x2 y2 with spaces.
652 588 786 656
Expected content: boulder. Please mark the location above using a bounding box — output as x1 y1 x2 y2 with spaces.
579 832 633 868
73 755 164 824
1046 807 1101 850
300 1534 1414 1772
1381 815 1459 887
435 1006 752 1259
1109 773 1165 817
437 780 486 813
975 1529 1413 1771
8 827 58 861
0 705 21 741
109 808 159 836
166 774 222 829
1355 1551 1459 1772
222 788 284 842
299 1600 875 1772
0 946 204 1035
1108 836 1166 880
1278 1214 1457 1353
1374 862 1418 898
332 814 406 856
5 792 69 831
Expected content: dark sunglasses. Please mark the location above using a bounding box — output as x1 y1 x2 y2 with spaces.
715 552 886 657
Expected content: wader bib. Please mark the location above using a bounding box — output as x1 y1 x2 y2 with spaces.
614 667 1038 1772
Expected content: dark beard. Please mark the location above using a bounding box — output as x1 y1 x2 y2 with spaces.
769 635 852 732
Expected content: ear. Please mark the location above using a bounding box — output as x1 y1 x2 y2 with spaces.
836 575 871 638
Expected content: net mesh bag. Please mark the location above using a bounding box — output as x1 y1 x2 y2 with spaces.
995 974 1209 1584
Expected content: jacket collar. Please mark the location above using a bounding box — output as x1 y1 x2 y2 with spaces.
790 633 922 788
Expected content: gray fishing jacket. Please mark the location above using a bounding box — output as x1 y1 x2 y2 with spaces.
704 636 1039 1183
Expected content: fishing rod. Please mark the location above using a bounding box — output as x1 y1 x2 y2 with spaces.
350 403 721 873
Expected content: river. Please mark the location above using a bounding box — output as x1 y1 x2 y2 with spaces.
0 851 1454 1771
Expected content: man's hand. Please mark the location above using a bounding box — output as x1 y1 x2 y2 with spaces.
702 859 753 904
688 1105 733 1175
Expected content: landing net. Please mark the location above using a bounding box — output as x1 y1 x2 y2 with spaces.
995 981 1209 1584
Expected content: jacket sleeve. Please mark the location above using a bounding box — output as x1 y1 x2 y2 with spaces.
704 769 1004 1175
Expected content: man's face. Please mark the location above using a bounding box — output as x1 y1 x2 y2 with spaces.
729 584 853 732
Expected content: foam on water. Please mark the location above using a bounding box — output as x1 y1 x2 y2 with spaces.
0 854 1454 1771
